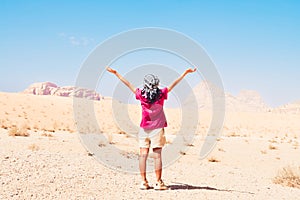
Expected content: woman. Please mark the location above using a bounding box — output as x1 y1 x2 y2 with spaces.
106 66 196 190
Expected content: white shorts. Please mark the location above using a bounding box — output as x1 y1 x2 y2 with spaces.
138 128 166 148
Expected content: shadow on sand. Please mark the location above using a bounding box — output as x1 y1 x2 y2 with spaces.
168 182 255 195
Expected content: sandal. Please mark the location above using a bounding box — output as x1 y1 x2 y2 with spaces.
154 179 168 190
140 180 150 190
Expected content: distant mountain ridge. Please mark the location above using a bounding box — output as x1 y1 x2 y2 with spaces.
21 81 300 113
273 100 300 114
22 82 101 101
187 81 271 112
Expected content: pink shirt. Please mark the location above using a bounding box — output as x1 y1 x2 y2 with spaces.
135 87 168 130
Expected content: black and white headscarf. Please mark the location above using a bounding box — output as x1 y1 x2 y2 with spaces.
141 74 162 104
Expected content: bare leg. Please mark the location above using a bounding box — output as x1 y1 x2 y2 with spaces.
153 147 162 181
139 148 149 181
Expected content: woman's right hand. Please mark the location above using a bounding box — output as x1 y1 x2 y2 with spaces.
106 66 117 74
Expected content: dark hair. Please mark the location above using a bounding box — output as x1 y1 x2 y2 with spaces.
141 87 162 104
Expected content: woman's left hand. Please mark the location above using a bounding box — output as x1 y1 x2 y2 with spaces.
185 68 197 74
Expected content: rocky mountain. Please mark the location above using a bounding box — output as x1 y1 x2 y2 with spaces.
273 101 300 114
23 82 101 101
235 90 270 112
187 81 270 112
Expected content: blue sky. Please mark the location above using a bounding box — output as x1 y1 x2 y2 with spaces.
1 0 300 106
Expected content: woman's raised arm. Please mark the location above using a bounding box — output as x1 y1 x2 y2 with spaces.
106 67 136 93
168 68 197 93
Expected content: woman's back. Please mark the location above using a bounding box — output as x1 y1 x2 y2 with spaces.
135 87 168 130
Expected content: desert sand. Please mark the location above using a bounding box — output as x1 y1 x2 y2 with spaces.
1 90 300 199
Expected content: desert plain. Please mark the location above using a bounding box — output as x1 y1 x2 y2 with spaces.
0 82 300 200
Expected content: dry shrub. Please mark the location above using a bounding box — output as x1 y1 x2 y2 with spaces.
68 128 75 133
8 126 29 137
87 152 94 156
227 132 239 137
1 124 8 129
0 119 8 129
269 139 278 143
23 123 31 130
285 133 289 137
48 129 55 133
208 156 220 162
118 130 126 134
269 144 278 150
98 141 106 147
260 150 267 154
28 144 39 151
273 166 300 189
8 127 18 136
33 123 39 130
107 133 114 144
185 143 194 147
41 132 53 137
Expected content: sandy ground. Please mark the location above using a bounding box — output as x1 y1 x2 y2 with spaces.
1 92 300 199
